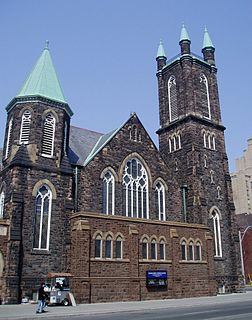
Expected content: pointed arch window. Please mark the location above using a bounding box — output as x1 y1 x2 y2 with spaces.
142 238 148 260
217 186 222 200
188 240 194 260
211 210 222 257
122 158 149 219
160 240 166 260
33 185 52 250
200 73 211 119
181 240 187 261
41 113 56 157
0 191 5 219
154 181 165 221
115 236 123 259
102 171 115 215
5 117 13 159
105 235 112 259
151 239 157 260
168 76 178 122
195 241 202 261
95 234 102 258
19 110 31 144
63 121 68 155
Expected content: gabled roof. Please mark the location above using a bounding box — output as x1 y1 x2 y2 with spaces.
69 114 142 167
17 41 68 105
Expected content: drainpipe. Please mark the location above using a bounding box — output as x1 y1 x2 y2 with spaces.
74 166 78 212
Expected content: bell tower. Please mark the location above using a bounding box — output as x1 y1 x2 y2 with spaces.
156 26 242 292
0 42 74 303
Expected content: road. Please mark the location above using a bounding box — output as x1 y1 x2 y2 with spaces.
2 289 252 320
36 299 252 320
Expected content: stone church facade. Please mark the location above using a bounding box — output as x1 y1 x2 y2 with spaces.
0 26 242 304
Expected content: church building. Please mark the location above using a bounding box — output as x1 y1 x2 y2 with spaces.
0 26 243 304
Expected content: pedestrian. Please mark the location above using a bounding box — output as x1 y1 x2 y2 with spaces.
36 283 47 314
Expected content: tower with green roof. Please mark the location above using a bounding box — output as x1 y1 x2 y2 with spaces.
156 27 242 292
1 42 74 303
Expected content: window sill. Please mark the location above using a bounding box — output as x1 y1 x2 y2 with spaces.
139 259 172 263
214 256 224 261
179 260 207 264
41 153 55 159
31 249 51 255
91 258 130 263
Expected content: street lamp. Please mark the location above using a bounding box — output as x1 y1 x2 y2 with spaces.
239 226 252 285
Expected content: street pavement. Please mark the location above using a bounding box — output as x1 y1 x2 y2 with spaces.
1 289 252 320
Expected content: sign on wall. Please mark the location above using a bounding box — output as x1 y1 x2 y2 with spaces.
146 270 168 287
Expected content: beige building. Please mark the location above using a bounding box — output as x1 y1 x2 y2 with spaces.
231 138 252 215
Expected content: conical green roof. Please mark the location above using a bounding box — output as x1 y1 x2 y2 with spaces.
17 41 67 104
156 39 166 58
180 24 190 42
203 27 214 49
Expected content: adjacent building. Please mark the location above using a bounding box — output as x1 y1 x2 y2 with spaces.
0 26 243 304
231 138 252 282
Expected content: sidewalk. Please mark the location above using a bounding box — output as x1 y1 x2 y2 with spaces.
1 290 252 320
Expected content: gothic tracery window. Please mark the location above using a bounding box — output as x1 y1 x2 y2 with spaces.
33 185 52 250
211 209 222 257
19 109 31 144
154 181 165 221
41 113 56 157
200 73 211 119
102 170 115 215
168 76 178 122
122 158 149 219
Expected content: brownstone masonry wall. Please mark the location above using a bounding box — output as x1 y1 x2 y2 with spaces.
70 212 216 303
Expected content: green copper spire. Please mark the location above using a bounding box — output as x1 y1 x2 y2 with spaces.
156 39 166 58
203 27 214 49
180 23 190 42
17 41 67 104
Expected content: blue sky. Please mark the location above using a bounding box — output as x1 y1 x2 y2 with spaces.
0 0 251 172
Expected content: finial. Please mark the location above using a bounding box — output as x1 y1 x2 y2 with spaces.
156 39 166 58
180 23 190 42
45 40 49 50
203 27 214 49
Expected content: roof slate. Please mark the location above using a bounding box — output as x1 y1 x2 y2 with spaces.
68 126 103 165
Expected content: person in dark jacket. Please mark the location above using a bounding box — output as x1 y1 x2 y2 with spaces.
36 283 47 314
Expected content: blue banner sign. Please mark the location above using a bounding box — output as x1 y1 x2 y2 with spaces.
146 270 168 287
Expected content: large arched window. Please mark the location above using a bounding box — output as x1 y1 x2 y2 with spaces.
33 185 52 250
211 209 222 257
41 113 56 157
168 76 178 122
200 73 211 119
0 191 5 218
5 117 13 159
102 171 115 215
154 181 165 221
122 158 149 219
19 109 31 144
